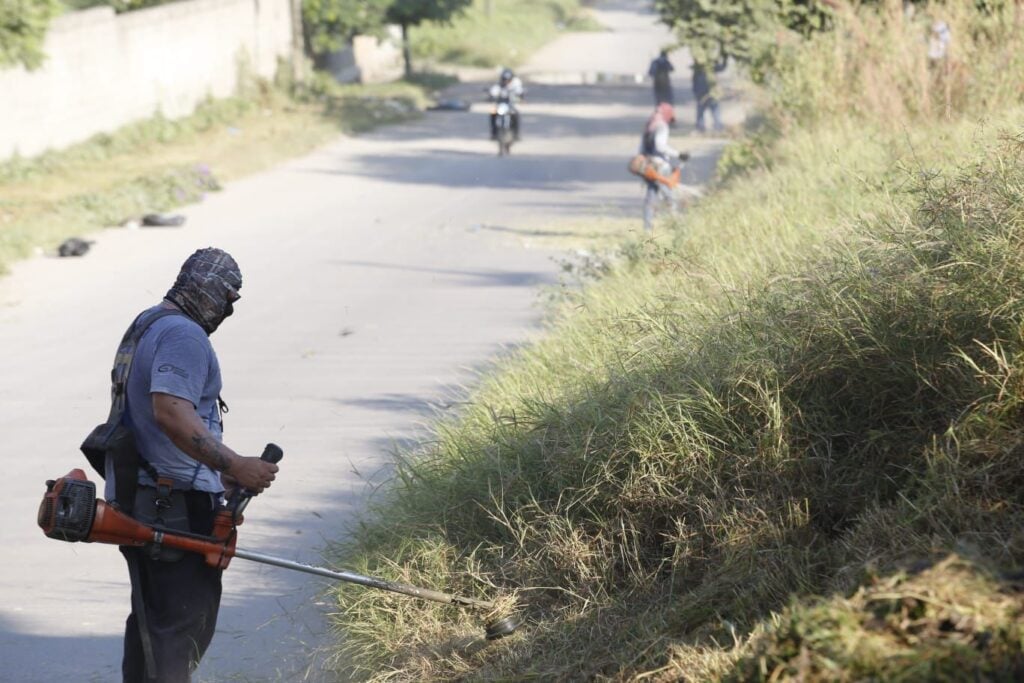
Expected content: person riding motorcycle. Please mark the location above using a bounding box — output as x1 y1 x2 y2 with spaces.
489 68 524 141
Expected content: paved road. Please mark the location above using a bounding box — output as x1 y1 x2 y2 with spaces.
0 2 738 681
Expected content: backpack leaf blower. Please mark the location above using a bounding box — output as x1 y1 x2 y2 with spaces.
37 446 521 642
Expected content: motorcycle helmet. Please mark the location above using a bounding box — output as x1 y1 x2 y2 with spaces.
500 68 514 85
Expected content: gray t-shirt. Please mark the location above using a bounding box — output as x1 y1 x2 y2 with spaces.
103 305 225 498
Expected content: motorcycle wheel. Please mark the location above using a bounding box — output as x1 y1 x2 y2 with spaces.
497 131 513 157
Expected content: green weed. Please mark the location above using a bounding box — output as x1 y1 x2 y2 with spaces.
0 76 430 270
412 0 600 69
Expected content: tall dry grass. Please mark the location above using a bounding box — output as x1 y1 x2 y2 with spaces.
330 130 1024 681
769 0 1024 126
326 2 1024 680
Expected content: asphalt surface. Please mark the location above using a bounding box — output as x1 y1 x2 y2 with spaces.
0 2 740 680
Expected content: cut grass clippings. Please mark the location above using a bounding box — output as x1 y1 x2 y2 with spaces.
0 75 433 272
726 556 1024 683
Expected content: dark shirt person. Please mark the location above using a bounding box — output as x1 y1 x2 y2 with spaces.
109 247 278 682
692 55 727 133
648 49 675 105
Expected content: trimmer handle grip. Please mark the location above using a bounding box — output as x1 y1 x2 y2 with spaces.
230 443 284 520
260 443 284 465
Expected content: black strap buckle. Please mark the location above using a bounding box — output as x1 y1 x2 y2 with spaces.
154 477 174 511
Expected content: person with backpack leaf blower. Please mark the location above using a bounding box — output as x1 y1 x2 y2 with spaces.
80 247 278 682
639 102 689 232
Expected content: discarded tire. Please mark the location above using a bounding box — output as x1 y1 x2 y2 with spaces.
142 213 186 227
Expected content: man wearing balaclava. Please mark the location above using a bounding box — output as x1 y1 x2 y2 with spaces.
110 247 278 682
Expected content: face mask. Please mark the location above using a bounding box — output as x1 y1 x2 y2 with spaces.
165 248 243 335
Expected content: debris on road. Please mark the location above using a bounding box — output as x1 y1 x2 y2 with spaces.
57 237 94 257
428 99 472 112
142 213 186 227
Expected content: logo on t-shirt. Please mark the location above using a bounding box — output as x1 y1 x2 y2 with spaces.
157 364 189 379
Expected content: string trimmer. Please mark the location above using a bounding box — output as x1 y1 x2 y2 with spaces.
37 444 521 642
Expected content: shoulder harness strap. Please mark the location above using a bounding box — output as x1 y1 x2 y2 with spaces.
81 307 186 478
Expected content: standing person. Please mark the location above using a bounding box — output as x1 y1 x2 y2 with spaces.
648 48 675 105
926 19 954 116
692 55 727 133
639 102 687 232
88 247 278 682
927 19 951 64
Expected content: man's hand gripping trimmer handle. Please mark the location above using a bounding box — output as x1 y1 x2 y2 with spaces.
232 443 283 519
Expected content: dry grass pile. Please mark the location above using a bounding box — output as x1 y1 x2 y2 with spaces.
727 557 1024 682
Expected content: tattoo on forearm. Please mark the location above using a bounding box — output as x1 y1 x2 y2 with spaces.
190 432 232 472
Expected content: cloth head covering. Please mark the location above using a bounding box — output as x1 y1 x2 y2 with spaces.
647 103 675 133
164 247 242 335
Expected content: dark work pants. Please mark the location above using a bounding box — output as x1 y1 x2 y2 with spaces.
121 491 222 683
695 96 723 132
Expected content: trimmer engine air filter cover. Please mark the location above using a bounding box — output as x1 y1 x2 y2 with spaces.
38 474 97 542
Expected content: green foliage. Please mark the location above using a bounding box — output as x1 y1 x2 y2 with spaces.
61 0 110 9
655 0 832 78
385 0 473 28
63 0 183 10
0 77 433 271
411 0 595 68
108 0 176 9
302 0 390 54
0 0 62 70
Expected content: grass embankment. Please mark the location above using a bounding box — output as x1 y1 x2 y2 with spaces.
329 2 1024 681
0 75 437 272
412 0 601 69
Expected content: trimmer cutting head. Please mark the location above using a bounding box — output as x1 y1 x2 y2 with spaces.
484 615 522 641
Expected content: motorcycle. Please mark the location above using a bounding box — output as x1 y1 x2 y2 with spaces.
487 82 522 157
492 98 516 156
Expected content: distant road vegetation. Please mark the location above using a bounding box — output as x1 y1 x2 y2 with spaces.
329 1 1024 680
0 0 594 269
0 74 435 272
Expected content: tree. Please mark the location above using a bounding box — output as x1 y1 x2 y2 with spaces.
0 0 62 70
302 0 390 56
386 0 472 77
654 0 833 80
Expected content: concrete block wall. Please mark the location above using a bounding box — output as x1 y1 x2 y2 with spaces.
323 26 403 85
0 0 294 160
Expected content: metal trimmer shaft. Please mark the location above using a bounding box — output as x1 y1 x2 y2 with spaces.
232 548 497 610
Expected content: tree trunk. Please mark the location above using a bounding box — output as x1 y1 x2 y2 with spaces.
288 0 307 85
401 23 413 78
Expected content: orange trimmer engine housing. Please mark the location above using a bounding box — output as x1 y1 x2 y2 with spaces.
38 469 238 569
